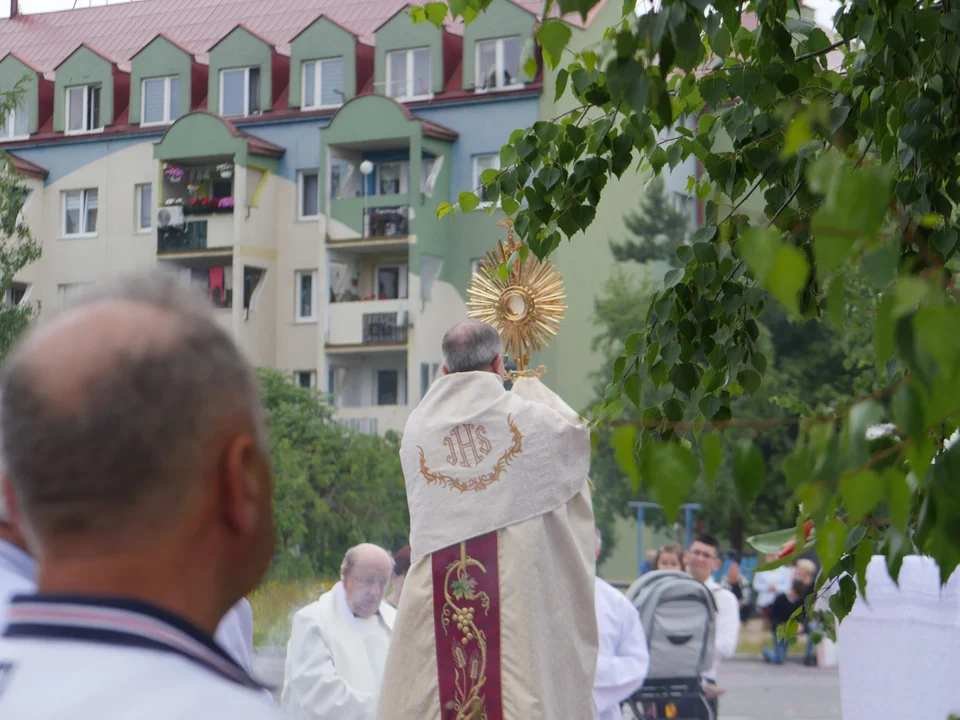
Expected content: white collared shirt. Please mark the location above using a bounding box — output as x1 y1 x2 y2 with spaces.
703 578 740 682
0 539 35 633
593 578 649 720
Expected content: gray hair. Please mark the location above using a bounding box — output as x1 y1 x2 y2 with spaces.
441 320 503 373
0 268 266 536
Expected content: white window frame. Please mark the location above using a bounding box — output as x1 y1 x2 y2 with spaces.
472 153 500 207
385 48 432 102
219 67 260 118
294 370 318 389
61 188 98 238
140 75 180 127
475 36 524 92
298 170 320 220
375 161 409 196
1 102 29 140
295 269 319 323
4 282 30 307
65 84 103 135
58 282 91 308
374 264 408 300
301 58 345 110
135 183 152 233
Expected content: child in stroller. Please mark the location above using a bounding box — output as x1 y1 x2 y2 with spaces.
624 569 718 720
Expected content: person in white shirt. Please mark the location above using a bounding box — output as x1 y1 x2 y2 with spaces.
684 534 740 717
593 528 649 720
282 544 395 720
0 271 284 718
0 479 33 633
752 553 793 619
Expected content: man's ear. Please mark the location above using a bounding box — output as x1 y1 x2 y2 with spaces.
442 365 450 375
219 433 262 536
493 354 506 379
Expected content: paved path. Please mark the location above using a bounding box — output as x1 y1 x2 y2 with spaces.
252 653 841 719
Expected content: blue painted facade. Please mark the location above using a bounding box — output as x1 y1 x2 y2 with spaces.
10 133 163 186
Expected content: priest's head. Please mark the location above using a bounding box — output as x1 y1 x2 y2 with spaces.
0 269 274 634
341 543 393 618
441 320 506 380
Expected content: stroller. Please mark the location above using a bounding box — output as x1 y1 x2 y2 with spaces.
623 570 717 720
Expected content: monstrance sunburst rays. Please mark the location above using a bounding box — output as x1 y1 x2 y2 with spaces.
466 219 567 374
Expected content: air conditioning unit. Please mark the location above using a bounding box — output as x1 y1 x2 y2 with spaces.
157 206 185 228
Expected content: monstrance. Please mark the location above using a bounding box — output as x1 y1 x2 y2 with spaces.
466 219 566 380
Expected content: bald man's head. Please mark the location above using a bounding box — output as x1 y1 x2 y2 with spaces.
341 543 393 618
0 270 268 541
441 320 504 376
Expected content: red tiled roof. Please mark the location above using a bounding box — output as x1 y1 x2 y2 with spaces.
0 0 597 74
8 153 48 180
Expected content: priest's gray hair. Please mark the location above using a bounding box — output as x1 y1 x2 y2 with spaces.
441 320 503 373
0 269 267 536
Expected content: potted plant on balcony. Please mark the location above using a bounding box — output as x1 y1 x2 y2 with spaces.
184 197 218 216
215 197 235 214
216 162 233 179
164 164 185 183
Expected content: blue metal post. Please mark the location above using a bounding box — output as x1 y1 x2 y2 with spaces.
685 505 694 549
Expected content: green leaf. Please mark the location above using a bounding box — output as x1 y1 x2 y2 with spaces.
738 368 762 395
767 245 810 317
501 196 520 215
712 27 731 58
538 20 572 70
458 191 480 213
424 2 448 28
728 67 760 100
640 441 699 521
733 441 765 508
480 168 500 187
829 575 857 623
892 382 925 439
875 293 896 364
816 518 847 575
702 433 722 491
885 469 911 531
861 238 900 290
900 123 936 149
624 373 643 408
612 426 640 491
699 76 728 108
538 166 562 191
607 58 649 112
669 363 701 396
826 275 845 330
555 68 569 103
840 469 884 525
499 144 517 168
437 201 453 219
738 228 780 283
662 397 685 422
748 527 813 556
782 114 812 158
854 537 874 601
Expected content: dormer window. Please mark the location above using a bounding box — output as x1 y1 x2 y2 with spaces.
386 48 431 101
66 85 102 134
476 37 523 92
220 67 260 118
302 58 344 110
0 101 28 140
142 76 181 126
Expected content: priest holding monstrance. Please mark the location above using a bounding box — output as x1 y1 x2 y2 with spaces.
377 225 598 720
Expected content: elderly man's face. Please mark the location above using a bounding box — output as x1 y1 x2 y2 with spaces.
343 555 392 618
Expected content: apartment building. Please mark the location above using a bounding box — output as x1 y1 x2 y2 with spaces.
0 0 702 433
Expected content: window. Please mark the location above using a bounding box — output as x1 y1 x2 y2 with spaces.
473 154 499 204
62 189 98 237
386 48 431 100
295 270 318 322
377 162 408 195
5 282 29 307
220 67 261 117
376 265 408 300
328 369 336 395
244 266 265 311
377 369 399 406
476 37 523 91
141 76 181 126
330 164 342 199
295 371 317 389
58 283 90 308
299 171 319 219
302 58 345 109
66 85 102 133
0 101 28 140
135 184 152 232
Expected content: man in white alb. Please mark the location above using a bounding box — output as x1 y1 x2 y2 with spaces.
593 528 649 720
685 534 740 717
0 271 283 718
282 543 395 719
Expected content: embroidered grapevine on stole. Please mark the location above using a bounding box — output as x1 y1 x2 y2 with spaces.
441 543 492 720
418 416 524 493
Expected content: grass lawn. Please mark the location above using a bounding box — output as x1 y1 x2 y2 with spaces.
249 577 334 647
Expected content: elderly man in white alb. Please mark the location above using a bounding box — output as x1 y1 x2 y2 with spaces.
378 320 597 720
593 528 649 720
282 543 396 719
685 534 740 717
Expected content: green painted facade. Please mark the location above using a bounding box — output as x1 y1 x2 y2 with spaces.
128 36 194 125
460 0 535 91
154 111 279 171
0 55 39 134
207 26 273 117
53 45 116 133
373 8 444 96
288 17 357 109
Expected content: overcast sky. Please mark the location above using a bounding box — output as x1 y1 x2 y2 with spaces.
2 0 841 24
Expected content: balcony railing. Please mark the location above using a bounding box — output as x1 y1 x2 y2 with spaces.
158 220 207 253
362 312 408 344
363 206 409 238
338 417 379 435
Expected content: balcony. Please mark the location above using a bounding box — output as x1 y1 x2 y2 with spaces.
363 206 409 238
158 219 207 253
334 405 409 435
326 299 409 347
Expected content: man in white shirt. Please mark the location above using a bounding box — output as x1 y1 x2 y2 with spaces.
282 543 395 720
685 534 740 717
0 271 284 718
752 552 793 619
593 528 649 720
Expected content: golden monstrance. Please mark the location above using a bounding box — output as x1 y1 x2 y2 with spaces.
466 219 567 378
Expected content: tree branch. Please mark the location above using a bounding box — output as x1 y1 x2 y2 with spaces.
795 36 853 63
